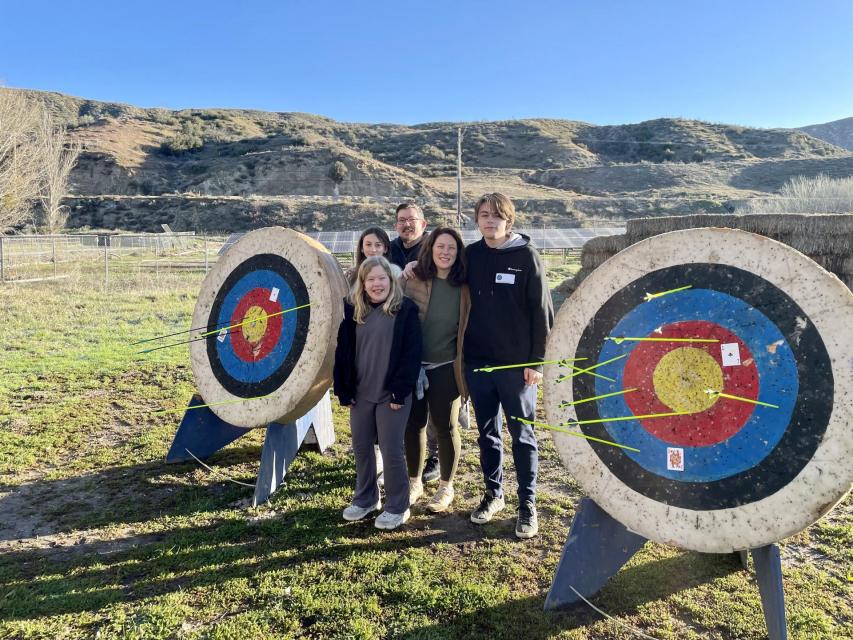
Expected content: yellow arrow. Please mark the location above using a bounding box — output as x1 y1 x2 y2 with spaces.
606 336 719 344
153 395 271 416
513 417 640 452
557 353 627 383
559 387 638 408
199 302 311 338
561 410 690 427
704 389 779 409
474 357 586 373
644 285 692 302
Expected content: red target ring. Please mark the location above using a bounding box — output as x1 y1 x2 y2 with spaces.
229 288 283 362
622 321 759 447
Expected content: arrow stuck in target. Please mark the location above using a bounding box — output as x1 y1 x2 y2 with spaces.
136 303 311 354
704 389 779 409
512 416 641 452
643 284 693 302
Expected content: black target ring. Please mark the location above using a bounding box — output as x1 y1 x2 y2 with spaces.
574 264 833 511
206 253 310 398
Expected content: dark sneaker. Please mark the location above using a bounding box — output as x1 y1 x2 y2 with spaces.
515 501 538 539
421 456 440 484
470 491 506 524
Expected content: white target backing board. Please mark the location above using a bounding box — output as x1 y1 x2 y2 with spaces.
544 227 853 553
190 227 348 428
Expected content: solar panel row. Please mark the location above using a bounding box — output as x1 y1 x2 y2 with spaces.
219 227 626 255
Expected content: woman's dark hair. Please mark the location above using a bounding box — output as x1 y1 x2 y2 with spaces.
354 227 392 269
413 227 466 286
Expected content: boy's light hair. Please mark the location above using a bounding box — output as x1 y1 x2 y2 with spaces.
474 192 515 231
349 255 404 324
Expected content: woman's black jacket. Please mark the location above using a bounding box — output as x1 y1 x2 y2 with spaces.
332 297 422 406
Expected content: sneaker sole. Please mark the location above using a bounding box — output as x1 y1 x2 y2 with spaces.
470 510 504 525
515 528 538 539
425 501 452 513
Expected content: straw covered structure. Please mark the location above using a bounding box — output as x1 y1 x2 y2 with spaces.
559 213 853 299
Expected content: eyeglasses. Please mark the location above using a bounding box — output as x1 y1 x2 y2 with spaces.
396 217 423 226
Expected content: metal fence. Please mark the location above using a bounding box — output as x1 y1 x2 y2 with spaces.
0 233 222 284
0 226 625 284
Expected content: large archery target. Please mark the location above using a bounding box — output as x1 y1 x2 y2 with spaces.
544 228 853 553
190 227 348 428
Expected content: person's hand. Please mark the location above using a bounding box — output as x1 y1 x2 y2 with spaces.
389 402 402 411
401 261 417 280
523 368 542 386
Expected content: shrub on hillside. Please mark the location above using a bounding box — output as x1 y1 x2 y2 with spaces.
160 121 204 155
737 175 853 214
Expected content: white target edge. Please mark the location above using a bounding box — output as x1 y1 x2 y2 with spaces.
544 227 853 553
190 227 345 428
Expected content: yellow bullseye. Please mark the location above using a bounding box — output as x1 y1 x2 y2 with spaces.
653 347 722 413
241 305 269 344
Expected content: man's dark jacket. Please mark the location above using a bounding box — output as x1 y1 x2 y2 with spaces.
389 236 425 270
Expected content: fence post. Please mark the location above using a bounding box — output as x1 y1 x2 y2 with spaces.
52 236 57 278
0 236 4 283
104 237 109 288
204 235 209 272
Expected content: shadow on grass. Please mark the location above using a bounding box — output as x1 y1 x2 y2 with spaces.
0 443 348 540
0 494 744 629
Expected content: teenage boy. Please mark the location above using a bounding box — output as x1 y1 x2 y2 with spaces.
464 192 554 539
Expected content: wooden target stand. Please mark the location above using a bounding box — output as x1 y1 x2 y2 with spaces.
545 498 788 639
541 229 853 640
165 391 334 506
165 227 348 507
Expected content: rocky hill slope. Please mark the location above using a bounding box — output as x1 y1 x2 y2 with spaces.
8 88 853 233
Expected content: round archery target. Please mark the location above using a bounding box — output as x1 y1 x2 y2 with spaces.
190 227 348 428
544 228 853 553
206 254 309 396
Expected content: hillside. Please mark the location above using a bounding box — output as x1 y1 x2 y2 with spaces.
7 88 853 232
800 116 853 151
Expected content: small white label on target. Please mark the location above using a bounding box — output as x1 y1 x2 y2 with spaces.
269 287 280 302
217 328 227 342
667 447 685 471
721 343 741 366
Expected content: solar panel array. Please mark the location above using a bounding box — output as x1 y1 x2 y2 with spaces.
219 227 626 255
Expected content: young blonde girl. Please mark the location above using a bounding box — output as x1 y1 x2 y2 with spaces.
333 256 422 530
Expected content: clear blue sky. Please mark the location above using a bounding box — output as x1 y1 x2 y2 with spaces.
1 0 851 128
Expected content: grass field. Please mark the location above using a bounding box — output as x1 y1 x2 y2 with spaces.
0 258 850 639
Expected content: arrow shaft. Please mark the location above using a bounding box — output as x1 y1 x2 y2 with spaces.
513 416 640 452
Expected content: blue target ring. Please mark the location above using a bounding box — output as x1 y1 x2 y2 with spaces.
573 263 833 510
215 270 297 383
593 289 799 482
206 254 310 398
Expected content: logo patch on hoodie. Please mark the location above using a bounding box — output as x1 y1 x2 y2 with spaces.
495 273 516 284
508 267 523 272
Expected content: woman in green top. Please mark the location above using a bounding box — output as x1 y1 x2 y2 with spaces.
401 227 470 512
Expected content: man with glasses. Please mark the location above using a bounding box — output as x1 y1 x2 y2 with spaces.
390 201 428 270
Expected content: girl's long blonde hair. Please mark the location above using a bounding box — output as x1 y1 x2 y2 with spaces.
349 255 404 324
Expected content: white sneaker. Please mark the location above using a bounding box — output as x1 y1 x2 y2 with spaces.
425 485 455 513
343 500 381 521
374 509 411 530
409 479 424 505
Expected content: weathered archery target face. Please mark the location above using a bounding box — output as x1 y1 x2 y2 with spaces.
206 253 309 397
544 228 853 553
190 227 347 428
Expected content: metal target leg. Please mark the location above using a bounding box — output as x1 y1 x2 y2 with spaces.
751 545 788 640
166 395 249 463
253 391 335 507
545 496 648 610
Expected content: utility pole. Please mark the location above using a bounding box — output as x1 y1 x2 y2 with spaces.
456 127 464 228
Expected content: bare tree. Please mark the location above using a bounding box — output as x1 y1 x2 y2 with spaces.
38 115 80 233
0 89 47 231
